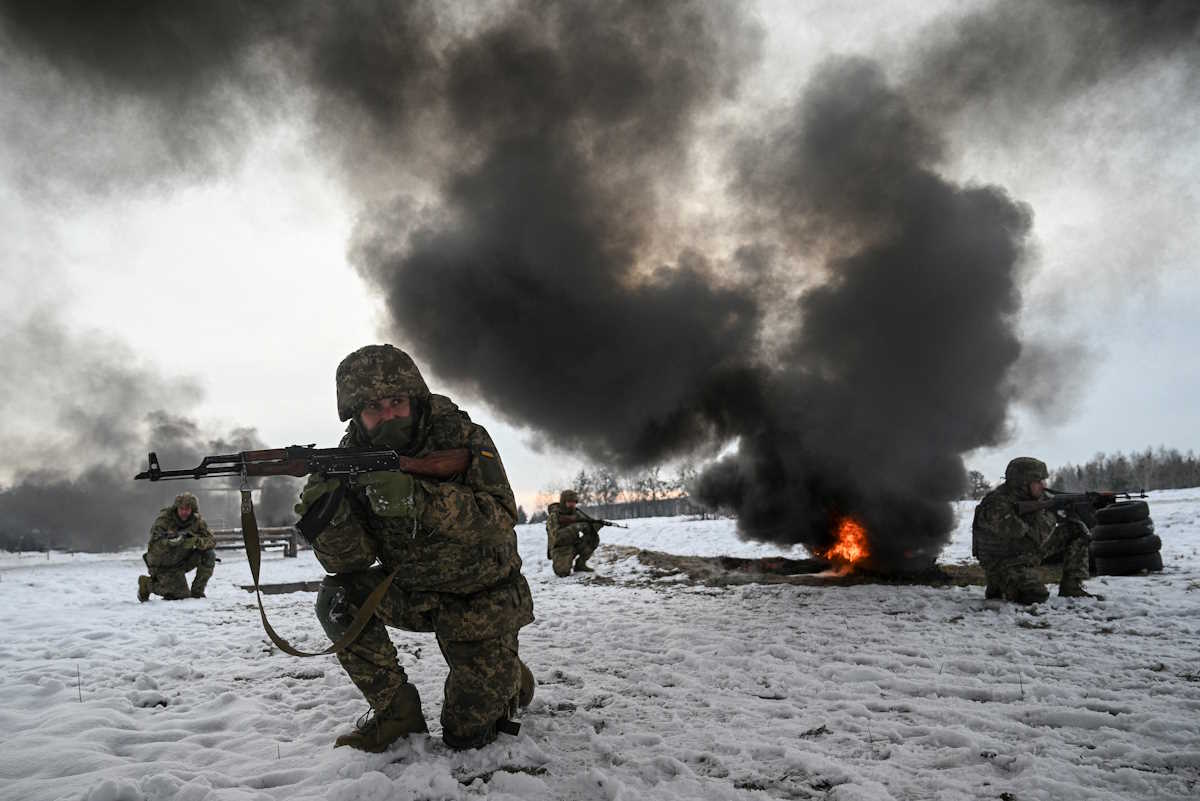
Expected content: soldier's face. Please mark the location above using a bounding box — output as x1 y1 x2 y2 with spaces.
565 501 577 510
176 505 193 521
1029 479 1046 499
360 395 411 433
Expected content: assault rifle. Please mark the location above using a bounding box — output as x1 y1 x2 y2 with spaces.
134 445 471 483
575 509 629 530
1015 488 1146 526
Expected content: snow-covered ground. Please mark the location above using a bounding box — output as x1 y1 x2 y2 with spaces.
2 490 1198 801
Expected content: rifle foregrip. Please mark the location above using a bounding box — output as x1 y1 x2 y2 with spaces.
245 448 290 460
398 448 471 478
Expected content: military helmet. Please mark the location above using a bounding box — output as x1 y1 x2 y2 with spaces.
560 489 579 504
336 344 430 422
173 492 199 512
1004 457 1048 486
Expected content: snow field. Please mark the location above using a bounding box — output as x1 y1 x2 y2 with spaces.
0 490 1196 800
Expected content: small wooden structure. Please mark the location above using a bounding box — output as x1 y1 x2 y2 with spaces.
210 526 301 558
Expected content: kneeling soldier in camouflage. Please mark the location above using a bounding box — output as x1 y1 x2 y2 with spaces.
972 457 1094 603
138 492 216 601
296 344 535 752
545 490 600 577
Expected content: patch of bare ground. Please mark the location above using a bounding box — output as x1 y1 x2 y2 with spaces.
597 544 1063 589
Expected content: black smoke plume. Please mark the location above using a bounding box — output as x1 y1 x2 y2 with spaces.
0 318 299 552
692 59 1031 566
351 1 764 465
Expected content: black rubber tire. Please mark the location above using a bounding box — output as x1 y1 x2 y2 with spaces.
1093 550 1163 576
1095 500 1150 525
1091 519 1155 541
1090 534 1161 558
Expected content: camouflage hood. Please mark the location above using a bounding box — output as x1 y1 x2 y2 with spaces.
336 344 431 422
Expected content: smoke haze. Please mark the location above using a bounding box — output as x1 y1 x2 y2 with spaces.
1 1 1194 561
0 317 299 551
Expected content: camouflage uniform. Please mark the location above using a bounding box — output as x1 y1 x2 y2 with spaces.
298 345 534 751
545 490 600 577
972 457 1090 603
138 492 216 601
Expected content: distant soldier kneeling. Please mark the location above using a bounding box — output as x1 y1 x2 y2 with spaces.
545 490 600 577
972 457 1094 603
137 492 216 602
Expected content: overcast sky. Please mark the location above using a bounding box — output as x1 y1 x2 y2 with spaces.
1 0 1196 516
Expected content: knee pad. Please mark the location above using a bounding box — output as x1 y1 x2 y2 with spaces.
199 550 216 568
315 577 355 641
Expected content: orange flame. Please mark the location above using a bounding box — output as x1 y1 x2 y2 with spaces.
823 516 869 569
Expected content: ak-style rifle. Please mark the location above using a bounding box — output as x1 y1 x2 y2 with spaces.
134 445 470 483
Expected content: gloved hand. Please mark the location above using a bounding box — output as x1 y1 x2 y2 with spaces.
358 470 417 518
295 477 350 524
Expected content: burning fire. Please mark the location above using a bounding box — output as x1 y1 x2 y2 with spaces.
822 516 870 571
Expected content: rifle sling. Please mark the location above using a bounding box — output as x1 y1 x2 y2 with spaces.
241 489 396 658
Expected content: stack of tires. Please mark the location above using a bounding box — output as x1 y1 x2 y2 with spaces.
1090 500 1163 575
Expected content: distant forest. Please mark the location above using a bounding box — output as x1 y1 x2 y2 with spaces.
967 447 1200 499
1050 448 1200 492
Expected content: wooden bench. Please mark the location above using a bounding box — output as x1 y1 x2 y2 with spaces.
210 527 301 558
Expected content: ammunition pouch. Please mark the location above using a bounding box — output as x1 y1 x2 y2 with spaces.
310 517 379 575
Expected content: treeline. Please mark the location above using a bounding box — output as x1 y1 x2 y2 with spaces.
1050 448 1200 492
964 447 1200 499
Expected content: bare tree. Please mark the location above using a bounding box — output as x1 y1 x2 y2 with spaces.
593 467 622 504
571 469 596 505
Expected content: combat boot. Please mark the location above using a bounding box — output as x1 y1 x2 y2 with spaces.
573 558 594 573
984 584 1001 600
137 575 151 603
334 684 428 752
1059 582 1096 599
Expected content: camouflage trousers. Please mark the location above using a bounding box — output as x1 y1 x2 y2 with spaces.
316 567 529 746
145 549 215 600
551 528 599 577
980 522 1090 604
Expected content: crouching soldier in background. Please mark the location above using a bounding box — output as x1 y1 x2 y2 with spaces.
546 489 600 577
295 344 535 753
137 492 216 602
972 457 1094 603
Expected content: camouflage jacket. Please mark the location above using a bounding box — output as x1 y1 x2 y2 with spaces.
145 507 214 568
307 395 530 598
971 482 1057 563
545 502 592 549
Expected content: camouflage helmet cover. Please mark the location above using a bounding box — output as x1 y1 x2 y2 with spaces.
173 492 199 512
1004 457 1048 486
560 489 579 504
336 344 431 422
